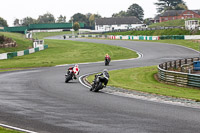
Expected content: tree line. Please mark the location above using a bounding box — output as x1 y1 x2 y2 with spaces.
0 0 188 27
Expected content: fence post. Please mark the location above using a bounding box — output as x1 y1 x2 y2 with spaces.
165 62 168 70
179 60 181 67
174 61 177 69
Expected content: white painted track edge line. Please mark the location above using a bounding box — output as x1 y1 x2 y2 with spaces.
55 52 143 67
0 123 37 133
78 51 143 89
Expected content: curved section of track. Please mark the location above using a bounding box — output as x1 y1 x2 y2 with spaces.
0 37 200 133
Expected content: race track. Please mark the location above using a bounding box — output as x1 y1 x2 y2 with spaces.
0 37 200 133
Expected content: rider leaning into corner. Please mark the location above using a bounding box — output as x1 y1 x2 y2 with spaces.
98 69 110 88
67 64 80 79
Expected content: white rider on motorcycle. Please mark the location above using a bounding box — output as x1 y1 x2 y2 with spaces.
67 64 80 79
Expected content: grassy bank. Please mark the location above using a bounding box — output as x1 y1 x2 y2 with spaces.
106 29 200 36
0 39 138 69
87 66 200 101
0 32 32 53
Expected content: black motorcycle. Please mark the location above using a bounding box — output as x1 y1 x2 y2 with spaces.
65 70 73 83
90 75 104 92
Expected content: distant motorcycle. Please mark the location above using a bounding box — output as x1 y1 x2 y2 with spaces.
63 35 66 39
90 75 104 92
105 56 111 66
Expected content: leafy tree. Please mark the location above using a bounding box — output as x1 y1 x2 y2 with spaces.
57 15 66 23
89 14 95 26
127 3 144 21
0 17 8 27
176 3 188 10
144 18 153 25
112 11 127 18
37 12 55 23
13 19 20 26
89 14 101 26
70 13 89 26
155 0 187 13
21 17 36 26
73 22 80 31
85 13 92 20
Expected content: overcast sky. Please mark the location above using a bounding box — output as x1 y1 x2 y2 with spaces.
0 0 199 26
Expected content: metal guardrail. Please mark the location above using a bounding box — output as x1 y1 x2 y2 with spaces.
158 57 200 88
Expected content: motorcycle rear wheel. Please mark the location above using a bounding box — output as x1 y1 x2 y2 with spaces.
94 82 102 92
65 74 72 83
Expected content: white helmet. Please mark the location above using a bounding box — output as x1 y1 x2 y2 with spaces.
75 64 79 68
103 69 108 73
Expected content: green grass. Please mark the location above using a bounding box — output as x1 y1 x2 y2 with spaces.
87 66 200 101
0 32 32 53
106 29 200 36
0 68 31 72
0 127 22 133
33 31 77 39
0 39 138 69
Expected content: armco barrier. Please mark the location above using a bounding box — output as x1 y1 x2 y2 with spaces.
158 57 200 88
63 34 200 40
0 45 48 60
159 35 185 40
185 35 200 40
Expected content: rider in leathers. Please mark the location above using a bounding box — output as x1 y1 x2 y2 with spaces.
98 69 109 88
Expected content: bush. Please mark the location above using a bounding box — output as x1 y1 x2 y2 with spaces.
0 35 5 44
0 35 14 44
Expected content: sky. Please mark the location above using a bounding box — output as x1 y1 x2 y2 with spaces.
0 0 199 26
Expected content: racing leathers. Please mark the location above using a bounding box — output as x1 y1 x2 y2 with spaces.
67 64 80 79
98 70 109 87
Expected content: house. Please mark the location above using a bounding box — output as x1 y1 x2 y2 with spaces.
185 20 199 30
95 17 144 31
152 15 160 23
158 10 200 23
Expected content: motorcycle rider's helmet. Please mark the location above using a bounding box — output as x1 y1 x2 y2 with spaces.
75 64 79 68
103 69 108 73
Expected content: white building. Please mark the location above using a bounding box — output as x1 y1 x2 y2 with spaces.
95 17 144 32
185 20 199 30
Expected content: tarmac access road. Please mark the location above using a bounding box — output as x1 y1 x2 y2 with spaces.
0 37 200 133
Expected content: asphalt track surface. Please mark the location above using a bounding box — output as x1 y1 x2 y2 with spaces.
0 37 200 133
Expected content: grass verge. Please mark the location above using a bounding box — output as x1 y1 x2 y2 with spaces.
0 39 138 69
0 32 32 54
87 66 200 101
0 127 22 133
